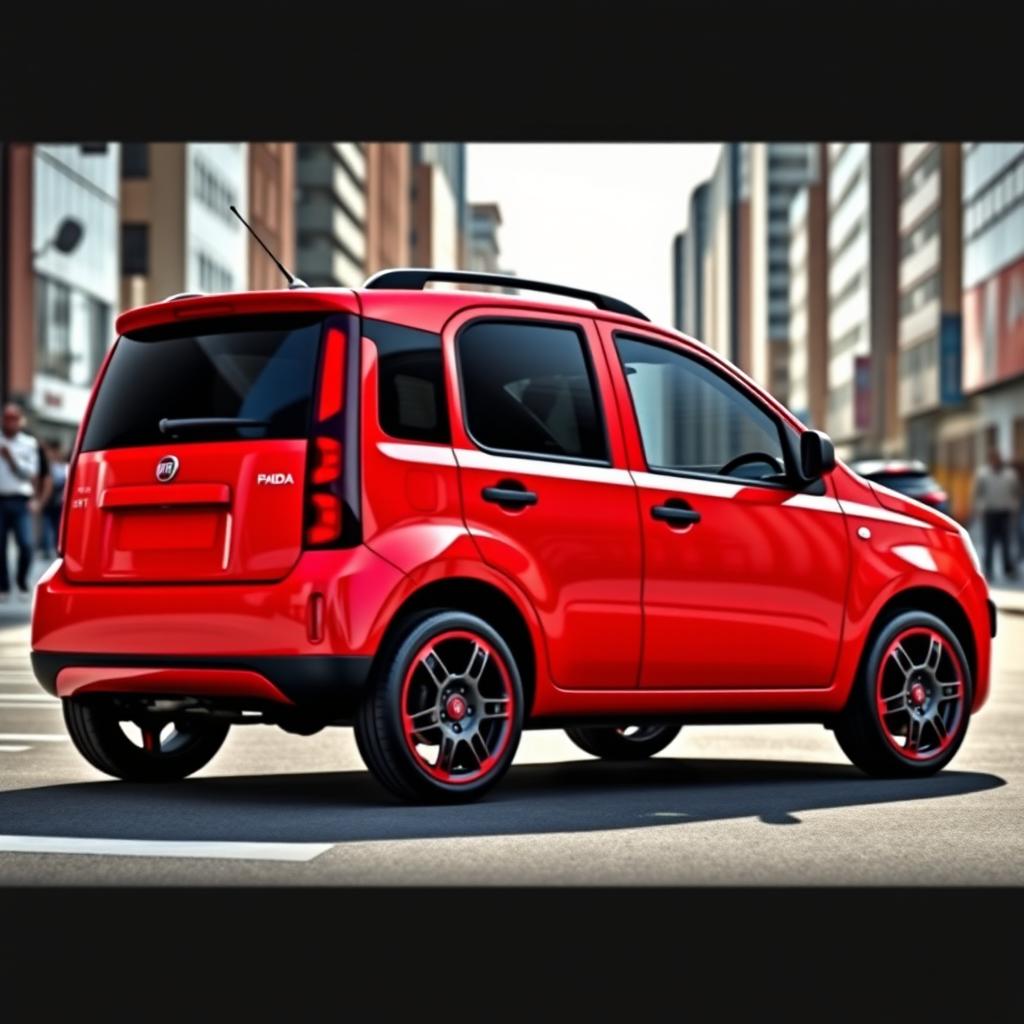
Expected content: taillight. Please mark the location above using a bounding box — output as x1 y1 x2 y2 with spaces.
304 324 346 548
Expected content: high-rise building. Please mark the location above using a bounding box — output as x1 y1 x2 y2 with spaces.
295 143 367 288
682 182 710 339
120 143 249 311
465 202 515 293
825 142 899 457
961 142 1024 477
5 144 121 444
365 143 411 276
247 143 296 290
787 144 829 428
703 144 749 365
748 143 819 403
672 230 686 331
410 143 466 270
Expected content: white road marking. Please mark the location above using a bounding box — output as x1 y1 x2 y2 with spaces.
0 702 61 711
0 745 30 752
0 733 68 742
0 835 333 862
0 693 57 703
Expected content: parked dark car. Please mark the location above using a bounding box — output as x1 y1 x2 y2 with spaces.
850 459 950 516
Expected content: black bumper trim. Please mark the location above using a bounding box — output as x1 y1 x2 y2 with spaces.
30 651 373 709
988 598 997 638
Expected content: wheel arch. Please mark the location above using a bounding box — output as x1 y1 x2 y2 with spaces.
370 575 540 717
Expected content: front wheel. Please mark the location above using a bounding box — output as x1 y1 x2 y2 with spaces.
565 724 682 760
834 611 972 777
355 611 524 803
63 698 229 782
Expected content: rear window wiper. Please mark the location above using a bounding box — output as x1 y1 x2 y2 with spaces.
158 417 270 435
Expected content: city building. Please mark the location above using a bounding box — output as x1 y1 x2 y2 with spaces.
4 144 120 446
787 143 829 428
702 143 750 366
295 143 366 288
958 142 1024 502
365 143 411 276
465 202 515 293
410 144 466 271
682 181 710 340
247 143 296 290
672 230 686 330
747 143 818 404
825 142 899 458
120 142 249 311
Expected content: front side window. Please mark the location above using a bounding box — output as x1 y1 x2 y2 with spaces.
457 320 607 462
615 335 788 484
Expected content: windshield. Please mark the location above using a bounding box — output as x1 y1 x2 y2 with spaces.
81 314 325 451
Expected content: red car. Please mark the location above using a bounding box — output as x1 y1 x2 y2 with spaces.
31 270 995 802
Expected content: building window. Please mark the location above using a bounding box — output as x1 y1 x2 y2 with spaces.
193 158 238 223
121 144 149 178
121 224 149 276
900 273 940 318
36 276 72 379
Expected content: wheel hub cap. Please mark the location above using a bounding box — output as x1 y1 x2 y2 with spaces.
445 694 468 721
910 682 927 707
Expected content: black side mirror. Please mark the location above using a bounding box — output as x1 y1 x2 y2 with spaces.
800 429 836 481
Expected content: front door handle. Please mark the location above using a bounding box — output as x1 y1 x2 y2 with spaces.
482 481 538 509
651 499 700 527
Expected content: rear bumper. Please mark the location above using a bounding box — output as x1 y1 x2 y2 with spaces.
31 651 372 711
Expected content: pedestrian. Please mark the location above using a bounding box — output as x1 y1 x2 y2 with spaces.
39 440 67 560
33 431 52 556
973 445 1021 582
0 402 41 600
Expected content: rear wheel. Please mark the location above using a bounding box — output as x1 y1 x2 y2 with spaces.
565 724 682 760
834 610 971 777
355 611 524 803
63 698 229 782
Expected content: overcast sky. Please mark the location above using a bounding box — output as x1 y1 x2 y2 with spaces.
466 144 722 326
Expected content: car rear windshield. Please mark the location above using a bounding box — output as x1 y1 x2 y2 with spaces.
80 314 325 451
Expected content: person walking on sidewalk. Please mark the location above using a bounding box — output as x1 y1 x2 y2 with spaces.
0 403 41 601
973 446 1021 582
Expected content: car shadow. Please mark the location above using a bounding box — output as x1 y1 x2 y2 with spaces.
0 757 1006 845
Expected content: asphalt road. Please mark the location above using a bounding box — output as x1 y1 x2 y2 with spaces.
0 595 1021 885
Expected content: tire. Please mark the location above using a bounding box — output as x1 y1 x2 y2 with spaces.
63 697 229 782
355 610 524 803
564 724 682 760
834 610 972 777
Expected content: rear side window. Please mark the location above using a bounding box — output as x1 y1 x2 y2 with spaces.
364 318 450 444
81 314 324 451
457 320 607 462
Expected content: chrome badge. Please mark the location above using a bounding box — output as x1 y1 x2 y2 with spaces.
156 455 179 483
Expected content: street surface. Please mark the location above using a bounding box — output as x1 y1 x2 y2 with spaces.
0 565 1021 885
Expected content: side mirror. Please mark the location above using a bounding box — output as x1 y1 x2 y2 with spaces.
800 429 836 481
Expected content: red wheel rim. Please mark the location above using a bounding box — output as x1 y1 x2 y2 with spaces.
399 630 516 785
874 627 965 761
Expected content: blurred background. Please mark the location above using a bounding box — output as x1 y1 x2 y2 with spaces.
0 141 1022 591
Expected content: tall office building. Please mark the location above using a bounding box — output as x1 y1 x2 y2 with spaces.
787 144 829 428
295 143 367 288
682 182 710 339
825 142 899 457
961 143 1024 471
410 143 466 270
247 143 296 290
4 144 121 445
120 142 249 311
365 143 411 276
748 143 818 403
672 230 686 331
703 144 749 365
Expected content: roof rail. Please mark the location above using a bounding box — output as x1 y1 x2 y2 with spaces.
164 292 205 302
363 268 649 321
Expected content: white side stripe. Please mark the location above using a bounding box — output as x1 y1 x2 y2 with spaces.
631 471 742 499
454 448 633 486
782 493 844 513
839 500 932 530
376 442 457 467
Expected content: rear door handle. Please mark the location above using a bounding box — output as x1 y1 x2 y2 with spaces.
651 500 700 527
482 481 538 508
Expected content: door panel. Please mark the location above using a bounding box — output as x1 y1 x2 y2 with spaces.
445 309 643 689
597 323 850 690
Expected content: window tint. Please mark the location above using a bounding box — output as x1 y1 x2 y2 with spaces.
458 321 607 462
81 315 324 451
615 335 787 482
365 318 450 444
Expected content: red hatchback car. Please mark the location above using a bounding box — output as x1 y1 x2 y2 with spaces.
31 270 995 802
